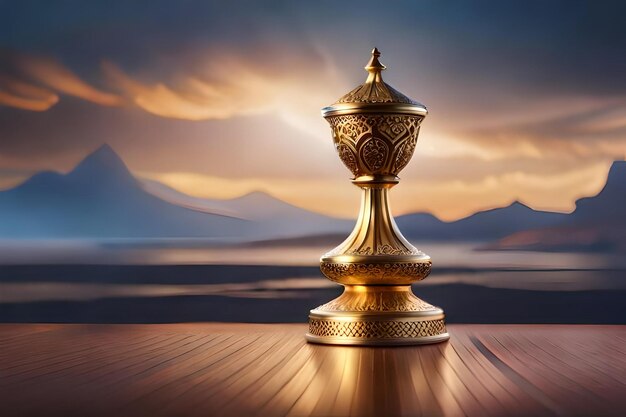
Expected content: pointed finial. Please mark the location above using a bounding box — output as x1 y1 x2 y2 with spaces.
364 47 386 82
322 46 427 116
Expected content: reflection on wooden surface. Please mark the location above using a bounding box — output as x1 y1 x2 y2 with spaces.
0 324 624 416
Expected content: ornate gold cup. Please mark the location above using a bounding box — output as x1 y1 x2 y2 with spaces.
306 48 449 345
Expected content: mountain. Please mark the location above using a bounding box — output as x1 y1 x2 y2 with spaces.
141 181 353 238
0 144 350 239
571 161 626 221
488 161 626 252
397 201 568 241
1 144 622 249
0 145 250 238
148 179 572 244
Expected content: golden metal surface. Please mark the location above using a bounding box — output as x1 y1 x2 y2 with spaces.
322 48 427 117
308 48 448 345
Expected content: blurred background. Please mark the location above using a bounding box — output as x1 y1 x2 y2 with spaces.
0 0 624 323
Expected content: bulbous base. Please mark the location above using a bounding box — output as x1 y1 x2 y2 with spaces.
306 285 449 346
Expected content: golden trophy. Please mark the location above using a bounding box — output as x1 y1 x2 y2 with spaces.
306 48 449 345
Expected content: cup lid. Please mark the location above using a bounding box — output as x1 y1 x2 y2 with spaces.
322 48 427 118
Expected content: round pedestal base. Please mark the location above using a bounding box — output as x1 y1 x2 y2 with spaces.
306 309 449 346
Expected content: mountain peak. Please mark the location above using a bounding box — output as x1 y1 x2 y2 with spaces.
507 201 531 210
601 160 626 198
94 143 116 156
607 160 626 183
587 160 625 201
572 160 625 219
84 143 123 165
69 144 132 179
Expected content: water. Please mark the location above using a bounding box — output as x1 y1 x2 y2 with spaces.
0 239 623 269
0 240 624 323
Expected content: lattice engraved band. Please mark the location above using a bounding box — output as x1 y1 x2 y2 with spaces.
307 317 447 340
320 261 431 284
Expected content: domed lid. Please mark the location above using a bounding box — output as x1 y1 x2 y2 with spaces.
322 48 427 117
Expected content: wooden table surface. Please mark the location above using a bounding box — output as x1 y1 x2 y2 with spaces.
1 324 624 417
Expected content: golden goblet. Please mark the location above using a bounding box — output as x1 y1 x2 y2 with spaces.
306 48 449 345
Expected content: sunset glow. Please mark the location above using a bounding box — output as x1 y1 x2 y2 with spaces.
0 1 624 221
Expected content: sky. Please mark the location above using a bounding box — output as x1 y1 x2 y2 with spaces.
0 0 624 220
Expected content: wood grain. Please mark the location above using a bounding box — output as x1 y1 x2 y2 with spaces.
0 324 624 417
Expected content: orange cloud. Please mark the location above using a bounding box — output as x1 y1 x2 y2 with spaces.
2 48 623 223
17 55 123 107
0 74 59 111
102 60 287 120
101 51 340 127
139 159 612 221
103 61 264 120
459 100 626 160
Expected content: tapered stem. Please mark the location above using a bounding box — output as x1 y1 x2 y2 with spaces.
332 183 418 257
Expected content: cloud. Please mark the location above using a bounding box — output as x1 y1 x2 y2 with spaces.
138 158 613 220
16 55 124 107
0 96 342 179
0 74 58 111
391 159 613 220
458 100 626 160
100 45 342 127
0 1 625 220
102 60 276 120
0 94 618 220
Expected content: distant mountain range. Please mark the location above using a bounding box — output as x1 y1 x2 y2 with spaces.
396 202 569 241
488 161 626 253
0 144 348 240
0 144 623 252
141 179 353 238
